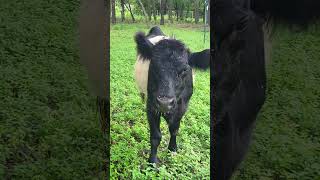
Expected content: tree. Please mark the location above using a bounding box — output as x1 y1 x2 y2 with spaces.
179 2 184 21
194 0 199 24
186 1 191 20
124 0 135 22
153 0 157 21
160 0 166 25
168 0 173 23
111 0 116 24
175 1 179 21
120 0 125 22
137 0 149 21
207 0 210 25
147 0 153 21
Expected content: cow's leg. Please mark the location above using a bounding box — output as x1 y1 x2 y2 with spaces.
147 105 161 163
140 92 145 101
168 120 181 152
167 109 184 152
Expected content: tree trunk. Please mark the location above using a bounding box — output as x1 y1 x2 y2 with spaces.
160 0 165 25
120 0 125 22
186 3 190 20
180 5 184 21
124 1 135 22
111 0 116 24
203 5 205 23
168 0 172 22
148 0 152 21
153 0 157 21
207 1 210 25
175 2 179 21
137 0 149 21
194 0 199 24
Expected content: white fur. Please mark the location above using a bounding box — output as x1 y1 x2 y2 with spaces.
148 36 169 45
134 55 150 96
192 69 195 83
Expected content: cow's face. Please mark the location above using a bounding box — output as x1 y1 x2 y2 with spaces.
135 29 209 114
148 39 192 113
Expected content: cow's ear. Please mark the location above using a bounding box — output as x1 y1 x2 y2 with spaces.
188 49 210 70
134 32 153 60
148 26 165 36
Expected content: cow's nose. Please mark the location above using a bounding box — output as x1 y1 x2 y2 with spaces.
157 96 175 112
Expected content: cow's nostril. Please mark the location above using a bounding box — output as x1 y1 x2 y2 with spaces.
157 97 175 110
168 98 175 106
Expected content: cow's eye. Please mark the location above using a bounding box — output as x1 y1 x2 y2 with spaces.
178 67 189 77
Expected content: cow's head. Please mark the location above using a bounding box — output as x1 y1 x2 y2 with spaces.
149 38 192 113
134 28 210 113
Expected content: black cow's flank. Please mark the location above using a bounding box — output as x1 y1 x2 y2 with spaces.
212 0 320 179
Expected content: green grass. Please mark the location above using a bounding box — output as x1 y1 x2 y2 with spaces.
0 0 106 179
234 25 320 179
110 24 210 179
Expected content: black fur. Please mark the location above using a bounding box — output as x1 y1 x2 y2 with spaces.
188 49 211 70
134 27 209 164
147 26 165 37
212 0 320 179
252 0 320 25
134 32 153 60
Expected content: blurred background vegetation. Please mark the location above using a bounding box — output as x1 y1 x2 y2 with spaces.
110 0 210 25
0 0 106 179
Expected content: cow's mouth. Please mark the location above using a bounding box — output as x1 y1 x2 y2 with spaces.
156 96 176 113
158 104 174 113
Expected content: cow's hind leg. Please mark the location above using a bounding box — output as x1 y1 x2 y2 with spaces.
140 92 145 102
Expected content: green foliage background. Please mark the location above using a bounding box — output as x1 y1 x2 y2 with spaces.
110 24 210 179
0 0 106 179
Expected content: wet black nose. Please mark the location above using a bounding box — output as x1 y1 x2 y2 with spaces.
157 96 175 112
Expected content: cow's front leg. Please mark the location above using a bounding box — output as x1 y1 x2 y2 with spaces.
147 105 161 163
165 99 187 152
167 111 184 152
168 120 180 152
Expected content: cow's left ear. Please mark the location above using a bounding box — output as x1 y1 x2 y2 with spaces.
134 32 153 60
188 49 210 70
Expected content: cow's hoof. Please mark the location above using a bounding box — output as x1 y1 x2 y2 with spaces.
168 145 177 152
170 151 177 156
148 156 160 164
140 93 145 102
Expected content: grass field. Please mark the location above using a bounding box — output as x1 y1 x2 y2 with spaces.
235 25 320 179
0 0 106 179
110 24 210 179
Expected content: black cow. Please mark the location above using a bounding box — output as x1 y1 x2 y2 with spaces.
212 0 320 179
134 26 210 163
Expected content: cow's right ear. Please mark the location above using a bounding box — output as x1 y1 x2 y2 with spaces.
134 32 153 60
188 49 210 70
